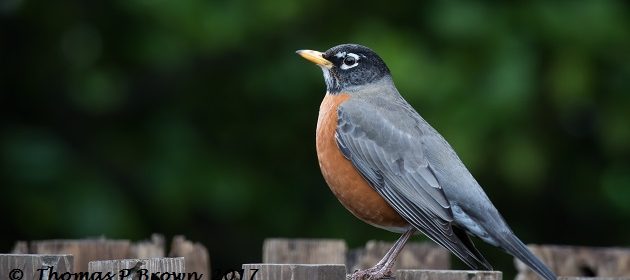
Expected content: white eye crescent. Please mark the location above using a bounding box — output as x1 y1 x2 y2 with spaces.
334 51 346 58
340 53 360 70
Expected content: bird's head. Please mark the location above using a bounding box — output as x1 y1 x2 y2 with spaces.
297 44 391 94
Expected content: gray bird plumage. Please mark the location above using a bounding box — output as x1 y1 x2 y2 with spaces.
318 44 556 280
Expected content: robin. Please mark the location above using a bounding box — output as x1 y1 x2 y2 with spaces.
297 44 556 280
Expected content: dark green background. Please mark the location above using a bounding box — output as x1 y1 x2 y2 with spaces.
2 0 629 277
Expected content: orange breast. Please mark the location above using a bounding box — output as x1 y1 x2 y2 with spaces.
316 93 408 230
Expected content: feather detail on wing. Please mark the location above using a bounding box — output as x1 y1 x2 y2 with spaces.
335 99 492 270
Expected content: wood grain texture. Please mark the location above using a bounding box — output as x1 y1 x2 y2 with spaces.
130 233 165 259
0 254 73 280
515 245 630 280
263 238 346 264
169 235 210 278
347 240 450 273
89 257 186 279
242 263 346 280
396 269 502 280
30 239 131 272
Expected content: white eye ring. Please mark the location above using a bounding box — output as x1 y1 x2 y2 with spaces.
340 53 360 70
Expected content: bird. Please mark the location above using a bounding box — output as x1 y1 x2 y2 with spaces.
296 44 557 280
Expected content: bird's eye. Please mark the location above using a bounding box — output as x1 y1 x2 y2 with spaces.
343 56 356 66
340 53 360 70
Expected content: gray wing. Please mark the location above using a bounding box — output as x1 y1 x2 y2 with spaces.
335 97 492 270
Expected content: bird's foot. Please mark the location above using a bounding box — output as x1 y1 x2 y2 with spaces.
346 266 394 280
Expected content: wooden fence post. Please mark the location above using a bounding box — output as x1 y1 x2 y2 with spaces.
0 254 73 280
89 257 186 279
347 240 450 273
396 269 502 280
29 239 132 272
10 242 28 254
130 234 166 259
169 235 210 278
242 263 346 280
557 278 630 280
10 235 210 278
515 245 630 279
263 239 346 264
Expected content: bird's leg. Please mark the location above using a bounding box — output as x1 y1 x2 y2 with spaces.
349 227 416 280
373 228 415 268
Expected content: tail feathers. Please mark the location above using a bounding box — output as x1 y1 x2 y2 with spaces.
449 240 493 271
417 223 493 271
497 233 556 280
452 226 493 270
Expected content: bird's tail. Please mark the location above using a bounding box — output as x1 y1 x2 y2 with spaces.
495 233 556 280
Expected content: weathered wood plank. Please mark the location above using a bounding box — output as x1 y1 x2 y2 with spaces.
0 254 73 280
89 257 188 279
169 235 210 278
263 238 347 264
30 238 131 272
130 234 165 259
558 277 630 280
10 241 28 254
242 263 346 280
515 245 630 279
396 269 502 280
347 240 450 273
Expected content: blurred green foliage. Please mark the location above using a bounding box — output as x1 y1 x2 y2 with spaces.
1 0 630 277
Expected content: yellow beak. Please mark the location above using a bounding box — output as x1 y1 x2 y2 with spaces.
296 50 333 69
